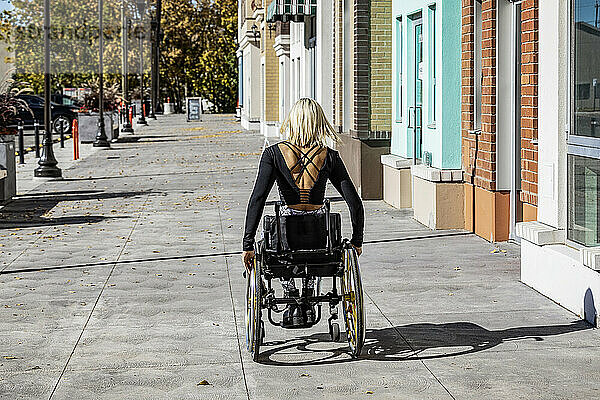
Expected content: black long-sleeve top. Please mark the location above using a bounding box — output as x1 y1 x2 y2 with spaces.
243 143 364 251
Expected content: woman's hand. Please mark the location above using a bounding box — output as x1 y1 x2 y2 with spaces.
353 245 362 257
242 250 255 271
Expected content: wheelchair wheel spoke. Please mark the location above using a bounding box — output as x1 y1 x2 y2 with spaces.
341 246 365 358
245 256 263 361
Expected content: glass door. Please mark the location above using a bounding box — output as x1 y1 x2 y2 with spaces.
414 20 423 161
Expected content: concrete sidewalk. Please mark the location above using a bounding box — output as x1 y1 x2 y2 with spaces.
0 114 598 400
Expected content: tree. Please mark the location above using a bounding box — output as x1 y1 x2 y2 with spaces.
0 0 239 112
0 0 148 95
160 0 237 112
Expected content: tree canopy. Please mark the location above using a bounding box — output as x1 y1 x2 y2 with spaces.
161 0 237 112
0 0 238 112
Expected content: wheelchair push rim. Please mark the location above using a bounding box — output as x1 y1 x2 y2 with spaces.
245 257 262 361
341 245 365 358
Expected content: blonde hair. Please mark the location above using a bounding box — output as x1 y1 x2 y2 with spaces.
280 98 340 147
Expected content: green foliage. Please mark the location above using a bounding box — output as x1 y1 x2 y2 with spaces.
0 0 238 112
161 0 238 112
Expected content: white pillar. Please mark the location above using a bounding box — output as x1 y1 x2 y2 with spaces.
537 0 568 228
316 0 333 122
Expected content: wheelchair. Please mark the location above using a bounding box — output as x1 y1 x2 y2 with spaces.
245 199 365 361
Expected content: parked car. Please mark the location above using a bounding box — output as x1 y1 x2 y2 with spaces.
51 93 84 108
16 94 78 134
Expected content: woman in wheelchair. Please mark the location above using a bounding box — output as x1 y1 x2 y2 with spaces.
242 98 364 348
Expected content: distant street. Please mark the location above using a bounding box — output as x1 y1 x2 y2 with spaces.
0 114 598 399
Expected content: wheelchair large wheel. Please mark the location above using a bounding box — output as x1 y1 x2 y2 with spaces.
341 246 365 358
245 256 263 361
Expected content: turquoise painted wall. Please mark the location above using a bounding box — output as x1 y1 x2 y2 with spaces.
391 0 462 170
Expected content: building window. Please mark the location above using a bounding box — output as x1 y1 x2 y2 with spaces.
238 56 243 107
569 0 600 246
428 4 436 124
568 154 600 246
308 16 317 99
573 0 600 139
291 58 296 101
474 0 482 130
395 16 402 122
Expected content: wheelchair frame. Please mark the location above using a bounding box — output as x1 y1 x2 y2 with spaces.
245 199 365 361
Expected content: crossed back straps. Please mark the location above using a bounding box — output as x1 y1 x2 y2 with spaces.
278 141 327 204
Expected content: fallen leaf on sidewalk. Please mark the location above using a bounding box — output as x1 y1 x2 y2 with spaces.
454 267 461 271
299 373 310 377
3 356 17 360
197 380 210 386
366 391 374 394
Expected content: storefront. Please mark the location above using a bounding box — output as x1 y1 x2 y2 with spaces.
518 0 600 326
382 0 463 228
264 0 325 142
238 0 262 130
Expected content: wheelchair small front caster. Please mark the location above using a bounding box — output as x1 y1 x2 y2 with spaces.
329 322 340 342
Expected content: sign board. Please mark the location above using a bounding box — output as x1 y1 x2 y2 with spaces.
186 97 202 122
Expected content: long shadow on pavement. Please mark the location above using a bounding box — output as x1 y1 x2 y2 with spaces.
0 190 152 229
257 320 591 366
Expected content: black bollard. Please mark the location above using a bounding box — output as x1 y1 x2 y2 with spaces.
59 120 65 148
18 122 24 164
34 120 40 158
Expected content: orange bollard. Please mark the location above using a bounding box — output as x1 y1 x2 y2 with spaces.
129 107 133 124
73 118 79 160
142 102 146 118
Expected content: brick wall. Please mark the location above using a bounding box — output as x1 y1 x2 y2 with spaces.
462 0 497 191
461 0 476 182
353 0 370 136
369 0 392 133
262 22 279 122
520 0 538 206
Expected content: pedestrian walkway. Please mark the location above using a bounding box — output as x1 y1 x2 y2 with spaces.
0 114 598 399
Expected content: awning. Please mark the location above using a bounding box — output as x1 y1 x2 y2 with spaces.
266 0 316 23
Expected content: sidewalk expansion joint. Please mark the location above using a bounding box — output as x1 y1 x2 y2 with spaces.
47 186 156 400
214 185 251 400
364 291 457 400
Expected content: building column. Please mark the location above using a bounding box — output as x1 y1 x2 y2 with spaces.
316 0 333 122
274 24 290 137
337 0 391 200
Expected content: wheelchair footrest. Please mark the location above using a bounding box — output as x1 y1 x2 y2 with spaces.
280 321 317 329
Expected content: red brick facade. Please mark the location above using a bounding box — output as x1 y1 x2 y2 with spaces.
462 0 498 192
520 0 539 206
462 0 539 200
461 0 475 177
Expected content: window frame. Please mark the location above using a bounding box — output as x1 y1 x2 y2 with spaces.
568 0 600 247
569 0 600 159
395 16 403 123
428 4 436 126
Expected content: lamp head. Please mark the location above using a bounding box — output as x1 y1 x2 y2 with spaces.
135 0 146 16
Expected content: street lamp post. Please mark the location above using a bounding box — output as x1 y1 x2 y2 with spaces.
121 0 133 133
34 0 61 178
94 0 110 148
148 17 157 119
136 0 148 126
154 0 158 112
